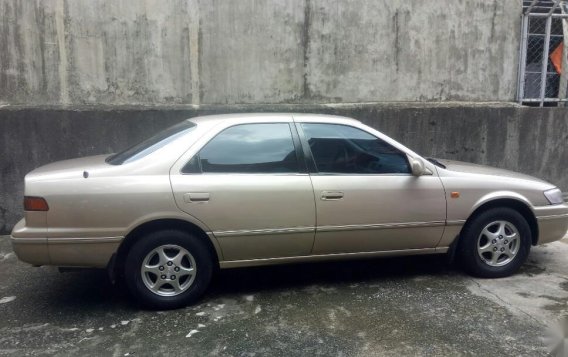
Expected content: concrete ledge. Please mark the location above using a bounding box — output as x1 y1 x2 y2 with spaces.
1 104 567 234
0 101 524 111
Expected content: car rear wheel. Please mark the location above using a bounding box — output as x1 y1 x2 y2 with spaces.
124 229 213 309
458 207 531 278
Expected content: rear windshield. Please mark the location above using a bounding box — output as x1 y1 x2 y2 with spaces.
106 121 196 165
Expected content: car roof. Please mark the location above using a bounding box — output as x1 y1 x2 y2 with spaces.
187 113 361 125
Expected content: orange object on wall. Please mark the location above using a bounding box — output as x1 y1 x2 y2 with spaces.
550 42 563 74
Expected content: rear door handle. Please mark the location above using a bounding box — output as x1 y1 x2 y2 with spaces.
183 192 210 203
321 191 344 200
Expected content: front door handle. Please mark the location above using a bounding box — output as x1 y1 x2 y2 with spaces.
183 192 210 203
321 191 344 200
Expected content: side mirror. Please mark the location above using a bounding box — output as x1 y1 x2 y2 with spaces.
408 156 426 176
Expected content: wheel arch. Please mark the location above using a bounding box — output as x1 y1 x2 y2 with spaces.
113 218 222 278
463 198 539 246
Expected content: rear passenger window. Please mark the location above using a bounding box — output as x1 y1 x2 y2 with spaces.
182 123 299 174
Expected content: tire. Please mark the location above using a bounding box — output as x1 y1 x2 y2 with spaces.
458 207 532 278
124 229 213 309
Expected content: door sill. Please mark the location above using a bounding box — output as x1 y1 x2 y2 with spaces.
219 247 449 269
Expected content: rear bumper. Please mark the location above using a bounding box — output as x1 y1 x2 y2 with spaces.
10 236 49 266
10 219 122 268
10 218 49 266
534 204 568 244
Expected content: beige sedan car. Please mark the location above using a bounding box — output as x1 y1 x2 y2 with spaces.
11 114 568 309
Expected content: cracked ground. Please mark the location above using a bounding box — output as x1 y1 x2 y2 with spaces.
0 235 567 356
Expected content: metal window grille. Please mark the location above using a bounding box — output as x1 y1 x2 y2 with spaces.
518 1 568 106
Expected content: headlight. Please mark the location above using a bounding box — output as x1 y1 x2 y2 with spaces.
544 188 564 205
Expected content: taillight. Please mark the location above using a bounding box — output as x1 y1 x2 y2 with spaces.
24 196 49 211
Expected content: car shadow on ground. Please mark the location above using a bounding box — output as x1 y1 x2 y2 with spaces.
207 254 455 297
15 251 546 314
31 254 456 312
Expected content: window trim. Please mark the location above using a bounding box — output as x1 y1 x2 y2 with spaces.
294 122 412 176
181 122 307 175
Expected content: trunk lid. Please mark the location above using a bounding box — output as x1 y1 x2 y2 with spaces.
26 154 111 181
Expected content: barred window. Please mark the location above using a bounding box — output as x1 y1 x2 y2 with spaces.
519 1 568 106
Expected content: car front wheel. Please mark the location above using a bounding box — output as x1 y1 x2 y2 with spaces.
124 229 213 309
458 207 532 278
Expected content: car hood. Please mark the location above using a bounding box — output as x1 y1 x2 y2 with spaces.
26 154 111 181
435 159 551 184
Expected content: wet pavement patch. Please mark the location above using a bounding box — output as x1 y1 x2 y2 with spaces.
519 263 547 276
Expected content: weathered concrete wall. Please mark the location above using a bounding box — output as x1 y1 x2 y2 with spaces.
1 104 567 234
1 0 520 105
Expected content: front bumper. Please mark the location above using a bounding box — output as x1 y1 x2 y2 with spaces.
534 203 568 244
10 219 122 268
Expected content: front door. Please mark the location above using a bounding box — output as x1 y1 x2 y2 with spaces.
170 122 316 261
297 122 446 254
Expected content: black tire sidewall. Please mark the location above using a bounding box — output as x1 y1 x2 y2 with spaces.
124 230 213 309
459 207 531 278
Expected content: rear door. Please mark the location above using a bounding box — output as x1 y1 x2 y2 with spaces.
296 122 446 254
170 120 316 261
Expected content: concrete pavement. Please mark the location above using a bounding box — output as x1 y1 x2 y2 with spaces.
0 235 567 356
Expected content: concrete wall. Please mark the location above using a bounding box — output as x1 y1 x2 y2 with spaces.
2 0 556 237
1 104 567 234
0 0 521 105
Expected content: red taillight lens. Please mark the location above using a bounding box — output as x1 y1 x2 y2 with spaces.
24 196 49 211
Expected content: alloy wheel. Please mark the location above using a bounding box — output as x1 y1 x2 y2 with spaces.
476 220 520 267
140 244 197 296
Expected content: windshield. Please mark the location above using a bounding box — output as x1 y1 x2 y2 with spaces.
106 120 196 165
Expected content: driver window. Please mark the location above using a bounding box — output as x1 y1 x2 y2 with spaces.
300 123 411 174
